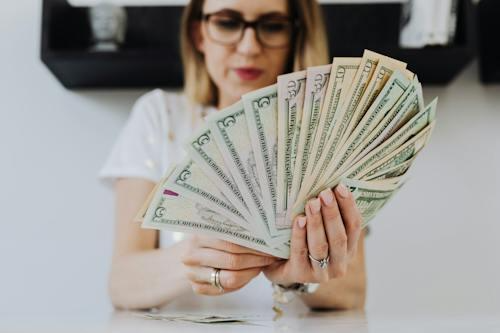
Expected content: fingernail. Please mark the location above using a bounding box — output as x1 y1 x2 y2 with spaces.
308 198 321 214
320 188 334 206
297 216 307 229
336 184 349 198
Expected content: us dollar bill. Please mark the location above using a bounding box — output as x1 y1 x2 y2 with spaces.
339 55 409 146
306 58 360 181
341 178 404 227
184 127 253 224
276 71 306 230
346 116 436 181
358 122 434 181
142 183 288 258
289 64 331 212
139 312 265 324
329 95 436 185
301 52 409 202
290 99 436 218
134 167 175 223
364 156 416 181
166 158 250 230
316 70 412 188
355 77 424 161
207 102 280 244
294 50 380 204
243 85 280 236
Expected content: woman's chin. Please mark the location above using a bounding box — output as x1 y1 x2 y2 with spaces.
235 81 272 96
230 74 274 90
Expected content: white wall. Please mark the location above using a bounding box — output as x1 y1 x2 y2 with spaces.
0 0 146 318
1 0 499 321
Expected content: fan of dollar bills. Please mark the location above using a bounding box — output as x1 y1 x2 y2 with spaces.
137 50 437 259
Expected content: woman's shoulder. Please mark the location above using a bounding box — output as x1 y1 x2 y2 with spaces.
134 89 189 116
131 89 215 138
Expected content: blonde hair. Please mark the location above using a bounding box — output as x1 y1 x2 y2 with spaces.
180 0 330 107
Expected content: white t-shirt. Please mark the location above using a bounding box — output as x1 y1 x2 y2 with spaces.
99 89 275 311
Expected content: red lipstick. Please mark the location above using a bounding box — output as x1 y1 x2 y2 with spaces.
234 67 263 81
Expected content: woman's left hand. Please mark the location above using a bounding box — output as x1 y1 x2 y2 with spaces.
263 184 362 286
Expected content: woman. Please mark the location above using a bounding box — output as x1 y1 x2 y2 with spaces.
100 0 366 311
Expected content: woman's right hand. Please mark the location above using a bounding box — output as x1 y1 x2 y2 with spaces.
181 235 279 295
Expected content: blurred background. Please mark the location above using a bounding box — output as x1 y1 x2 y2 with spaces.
0 0 499 326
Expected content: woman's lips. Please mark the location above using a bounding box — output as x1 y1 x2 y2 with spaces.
234 67 263 81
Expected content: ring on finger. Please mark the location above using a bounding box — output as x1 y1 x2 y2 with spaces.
308 253 330 269
210 268 218 287
213 268 225 293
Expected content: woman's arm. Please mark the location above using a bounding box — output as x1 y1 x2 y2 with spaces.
109 178 277 310
109 178 191 310
299 231 366 310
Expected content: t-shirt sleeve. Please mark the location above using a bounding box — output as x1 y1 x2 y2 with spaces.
98 91 166 188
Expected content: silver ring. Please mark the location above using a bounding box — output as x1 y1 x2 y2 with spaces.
213 268 225 293
210 268 218 287
309 253 330 269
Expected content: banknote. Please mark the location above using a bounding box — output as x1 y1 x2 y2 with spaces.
207 102 286 245
341 178 404 227
139 312 266 323
364 156 416 181
301 53 410 199
306 58 360 180
315 70 412 189
185 126 253 224
334 97 437 182
294 50 381 204
142 180 288 258
288 64 331 213
276 71 306 227
166 158 250 230
357 122 435 181
243 85 280 236
347 119 436 181
290 99 436 218
355 77 424 159
134 167 175 223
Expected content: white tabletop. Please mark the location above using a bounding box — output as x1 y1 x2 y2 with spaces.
3 305 500 333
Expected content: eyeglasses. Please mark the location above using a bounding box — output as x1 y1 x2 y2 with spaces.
202 11 296 49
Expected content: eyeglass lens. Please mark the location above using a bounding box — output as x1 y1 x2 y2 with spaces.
206 14 293 48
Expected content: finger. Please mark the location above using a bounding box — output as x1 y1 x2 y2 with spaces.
183 248 277 270
334 183 362 259
186 266 262 290
185 265 214 284
290 215 309 265
194 236 275 257
219 267 262 290
305 198 329 281
266 215 310 284
319 187 348 278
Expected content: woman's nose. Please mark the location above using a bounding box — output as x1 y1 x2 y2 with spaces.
236 27 262 56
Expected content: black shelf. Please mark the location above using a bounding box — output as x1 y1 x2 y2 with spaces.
41 0 476 89
41 0 185 88
326 0 477 84
477 0 500 84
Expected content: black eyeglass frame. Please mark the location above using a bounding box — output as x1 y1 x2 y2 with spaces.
201 12 299 49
